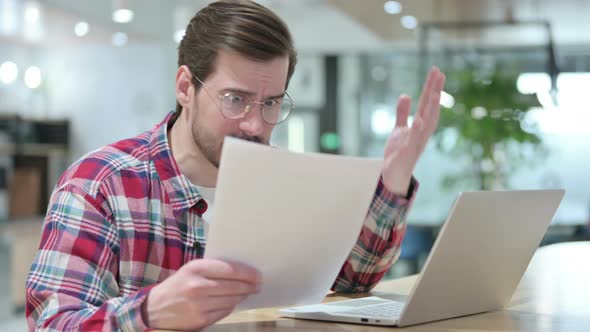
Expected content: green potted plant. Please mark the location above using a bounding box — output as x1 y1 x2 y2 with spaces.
434 68 547 190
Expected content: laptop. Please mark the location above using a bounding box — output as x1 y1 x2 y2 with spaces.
280 189 565 327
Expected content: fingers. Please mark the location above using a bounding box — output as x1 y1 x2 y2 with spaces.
206 279 261 296
395 94 412 128
409 116 425 142
205 294 248 312
435 71 446 91
149 260 261 331
189 259 262 284
427 71 446 112
416 67 439 118
421 71 446 134
412 69 446 138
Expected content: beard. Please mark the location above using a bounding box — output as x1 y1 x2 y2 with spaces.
191 121 268 169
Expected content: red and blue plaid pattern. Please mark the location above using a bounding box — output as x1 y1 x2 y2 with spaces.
25 112 415 331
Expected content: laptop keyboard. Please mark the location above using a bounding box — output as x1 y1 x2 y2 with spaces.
336 301 405 318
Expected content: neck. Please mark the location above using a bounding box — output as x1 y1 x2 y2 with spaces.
168 113 218 187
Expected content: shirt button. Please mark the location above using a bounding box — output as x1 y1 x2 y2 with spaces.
193 241 202 250
194 199 208 215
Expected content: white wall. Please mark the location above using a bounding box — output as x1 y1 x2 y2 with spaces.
41 43 177 160
0 45 40 113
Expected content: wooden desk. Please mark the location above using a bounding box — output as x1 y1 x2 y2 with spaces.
179 242 589 331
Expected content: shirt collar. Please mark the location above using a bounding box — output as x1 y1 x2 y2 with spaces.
150 111 203 214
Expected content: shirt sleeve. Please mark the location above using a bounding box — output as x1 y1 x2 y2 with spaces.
331 176 418 293
25 184 153 332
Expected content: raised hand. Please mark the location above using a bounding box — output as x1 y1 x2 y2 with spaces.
381 67 446 195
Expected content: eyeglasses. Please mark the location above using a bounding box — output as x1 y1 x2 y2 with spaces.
193 74 294 125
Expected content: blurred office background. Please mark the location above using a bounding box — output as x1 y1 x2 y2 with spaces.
1 0 589 329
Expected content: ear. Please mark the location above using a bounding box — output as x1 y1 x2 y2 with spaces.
176 65 194 114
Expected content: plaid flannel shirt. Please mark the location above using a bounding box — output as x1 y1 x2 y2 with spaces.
25 111 416 331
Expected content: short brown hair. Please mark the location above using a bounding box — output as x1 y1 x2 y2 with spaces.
176 0 298 114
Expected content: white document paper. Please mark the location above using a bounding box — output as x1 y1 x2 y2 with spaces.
204 137 383 310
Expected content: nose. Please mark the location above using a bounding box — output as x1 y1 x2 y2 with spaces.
238 104 266 137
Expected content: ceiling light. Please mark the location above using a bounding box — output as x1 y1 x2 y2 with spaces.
371 66 387 81
516 72 551 94
0 61 18 85
24 1 40 23
384 1 402 15
174 29 185 44
112 32 128 47
401 15 418 29
440 91 455 108
471 106 487 120
113 9 133 23
24 66 42 89
0 0 19 36
74 21 89 37
371 105 395 136
112 0 133 23
23 1 44 41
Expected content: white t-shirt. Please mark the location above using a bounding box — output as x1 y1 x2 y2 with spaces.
196 185 216 224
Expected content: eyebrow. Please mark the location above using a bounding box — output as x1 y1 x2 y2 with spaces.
221 87 286 100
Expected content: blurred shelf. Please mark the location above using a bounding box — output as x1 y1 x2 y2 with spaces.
0 143 68 157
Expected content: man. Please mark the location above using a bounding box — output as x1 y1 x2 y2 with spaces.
26 0 445 331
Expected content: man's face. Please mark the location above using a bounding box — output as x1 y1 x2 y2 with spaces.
188 50 289 168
